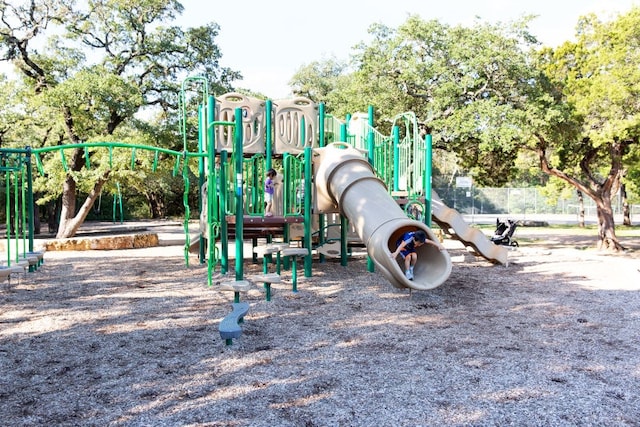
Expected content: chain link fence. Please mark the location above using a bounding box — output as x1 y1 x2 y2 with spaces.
434 187 640 223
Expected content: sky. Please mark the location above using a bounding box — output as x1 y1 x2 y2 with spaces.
177 0 638 99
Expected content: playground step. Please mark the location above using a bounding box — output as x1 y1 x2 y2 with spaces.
219 302 250 344
219 280 252 292
249 273 282 284
253 245 281 257
0 265 26 278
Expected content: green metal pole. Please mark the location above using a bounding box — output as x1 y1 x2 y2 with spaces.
181 152 191 266
283 152 290 211
317 103 326 263
13 169 19 262
220 150 229 274
206 96 216 281
340 216 348 267
118 183 123 224
234 108 244 281
20 165 27 263
13 168 19 262
366 106 375 273
393 126 400 192
367 105 375 164
425 133 433 227
266 100 273 171
198 104 206 263
339 123 348 266
25 147 35 254
5 169 10 265
318 103 326 146
202 97 215 265
303 147 312 277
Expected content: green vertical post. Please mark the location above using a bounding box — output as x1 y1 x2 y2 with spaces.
19 165 27 267
283 152 290 217
208 95 215 153
5 168 11 265
339 122 348 267
220 150 229 274
319 103 326 147
303 147 312 277
206 96 216 280
424 133 433 227
13 166 19 262
25 147 34 255
367 105 375 164
291 256 299 292
198 104 206 263
266 99 273 171
5 168 10 265
366 106 375 273
112 182 123 224
234 108 244 281
340 216 348 267
203 96 215 266
17 164 24 250
317 103 326 262
393 125 400 192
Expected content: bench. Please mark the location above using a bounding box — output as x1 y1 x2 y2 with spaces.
219 301 250 345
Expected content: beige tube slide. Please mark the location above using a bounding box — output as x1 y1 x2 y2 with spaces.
431 190 508 265
313 143 452 290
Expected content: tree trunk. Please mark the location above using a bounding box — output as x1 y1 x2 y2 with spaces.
56 170 111 238
536 136 629 253
33 201 41 234
47 199 60 233
595 198 624 251
621 184 631 226
576 190 585 228
146 191 166 219
56 174 78 238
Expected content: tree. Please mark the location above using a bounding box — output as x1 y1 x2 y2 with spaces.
290 56 348 102
533 8 640 250
332 16 542 186
296 11 640 250
0 0 239 237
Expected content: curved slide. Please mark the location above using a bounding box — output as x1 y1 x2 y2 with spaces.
313 143 452 290
431 191 508 265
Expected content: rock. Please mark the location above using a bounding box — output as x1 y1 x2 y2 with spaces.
43 232 159 251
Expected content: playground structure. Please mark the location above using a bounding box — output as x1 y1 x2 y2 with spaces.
194 89 507 292
0 147 45 285
1 81 508 289
1 78 510 342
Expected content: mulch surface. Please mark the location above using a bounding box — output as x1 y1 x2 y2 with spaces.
2 231 640 426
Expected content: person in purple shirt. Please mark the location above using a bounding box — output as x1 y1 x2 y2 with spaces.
264 168 277 217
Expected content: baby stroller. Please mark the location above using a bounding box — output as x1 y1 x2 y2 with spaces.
490 218 519 247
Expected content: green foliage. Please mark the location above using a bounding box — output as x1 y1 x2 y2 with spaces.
0 0 241 227
292 8 640 212
291 15 544 186
535 7 640 199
